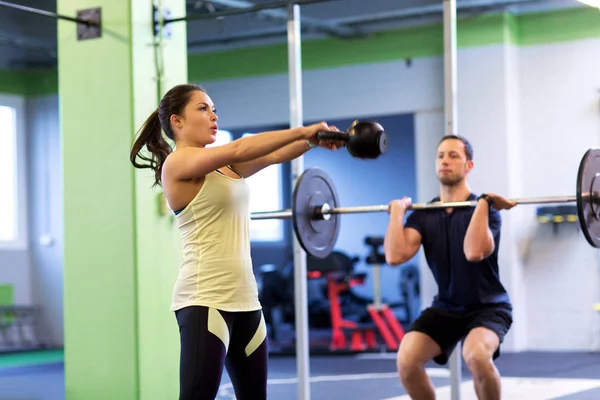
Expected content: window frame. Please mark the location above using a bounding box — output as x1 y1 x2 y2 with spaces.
0 94 28 250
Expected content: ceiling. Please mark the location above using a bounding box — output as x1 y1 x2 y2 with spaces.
0 0 585 70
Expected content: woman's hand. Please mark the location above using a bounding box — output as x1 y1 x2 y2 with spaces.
302 121 329 141
304 122 345 151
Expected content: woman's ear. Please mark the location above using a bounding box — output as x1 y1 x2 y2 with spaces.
170 114 183 129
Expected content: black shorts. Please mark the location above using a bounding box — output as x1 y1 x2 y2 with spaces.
408 304 513 365
175 305 268 400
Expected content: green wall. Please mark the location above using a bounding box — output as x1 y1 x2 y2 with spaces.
0 284 14 305
58 0 138 396
131 0 188 397
58 0 187 398
0 69 57 96
2 6 599 96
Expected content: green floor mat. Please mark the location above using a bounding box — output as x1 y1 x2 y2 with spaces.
0 349 64 368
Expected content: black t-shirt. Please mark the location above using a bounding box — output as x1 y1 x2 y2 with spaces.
405 193 511 313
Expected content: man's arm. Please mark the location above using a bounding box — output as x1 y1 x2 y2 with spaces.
463 198 496 262
384 198 422 266
464 193 513 262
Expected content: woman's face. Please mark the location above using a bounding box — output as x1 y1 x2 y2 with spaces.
174 90 219 147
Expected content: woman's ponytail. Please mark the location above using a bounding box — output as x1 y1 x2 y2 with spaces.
130 83 206 186
130 109 172 187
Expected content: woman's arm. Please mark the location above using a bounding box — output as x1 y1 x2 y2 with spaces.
164 125 315 182
231 124 343 178
231 139 313 178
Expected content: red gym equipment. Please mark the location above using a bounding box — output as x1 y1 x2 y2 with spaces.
363 236 406 350
324 237 406 352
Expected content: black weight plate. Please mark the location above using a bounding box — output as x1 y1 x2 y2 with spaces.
292 168 341 259
576 148 600 248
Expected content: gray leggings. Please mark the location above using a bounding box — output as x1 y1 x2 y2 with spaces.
175 305 268 400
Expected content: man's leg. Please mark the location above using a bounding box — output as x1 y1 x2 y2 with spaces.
397 331 442 400
462 306 512 400
397 307 464 399
462 327 501 400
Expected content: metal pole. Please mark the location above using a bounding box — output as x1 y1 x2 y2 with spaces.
164 0 334 23
372 264 382 310
251 210 294 220
288 4 311 400
443 0 461 397
444 0 458 138
0 0 97 25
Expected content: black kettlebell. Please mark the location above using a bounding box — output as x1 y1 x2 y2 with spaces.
316 120 389 159
345 120 388 159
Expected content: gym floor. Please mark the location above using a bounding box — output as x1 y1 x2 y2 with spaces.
1 351 600 399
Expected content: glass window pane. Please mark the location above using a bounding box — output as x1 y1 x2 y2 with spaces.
207 130 233 147
0 106 16 241
246 163 283 241
242 133 283 242
201 130 284 242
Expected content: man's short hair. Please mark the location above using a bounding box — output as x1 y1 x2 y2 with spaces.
439 135 473 161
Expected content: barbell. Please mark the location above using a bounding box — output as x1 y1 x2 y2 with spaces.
251 147 600 259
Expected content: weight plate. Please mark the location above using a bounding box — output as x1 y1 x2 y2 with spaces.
576 147 600 248
292 168 341 259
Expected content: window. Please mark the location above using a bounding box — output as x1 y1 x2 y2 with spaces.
0 106 16 241
0 95 26 248
212 131 284 241
206 130 284 241
207 129 233 147
241 133 284 242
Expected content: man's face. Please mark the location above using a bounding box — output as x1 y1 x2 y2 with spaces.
435 138 473 186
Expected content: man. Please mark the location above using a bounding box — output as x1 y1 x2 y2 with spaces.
384 135 516 400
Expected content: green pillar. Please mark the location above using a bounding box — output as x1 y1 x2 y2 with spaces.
58 0 187 398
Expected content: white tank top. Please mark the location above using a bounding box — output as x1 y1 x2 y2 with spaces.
170 169 261 312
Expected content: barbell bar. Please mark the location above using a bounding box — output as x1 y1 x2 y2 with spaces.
251 195 580 219
250 147 600 259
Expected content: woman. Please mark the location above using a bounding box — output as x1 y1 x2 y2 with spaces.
130 83 342 400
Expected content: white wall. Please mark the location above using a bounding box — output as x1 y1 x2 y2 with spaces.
413 110 444 310
201 57 444 129
519 38 600 351
26 95 64 346
452 43 529 351
0 250 33 305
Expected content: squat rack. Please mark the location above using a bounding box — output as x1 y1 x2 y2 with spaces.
0 0 463 398
163 1 463 398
